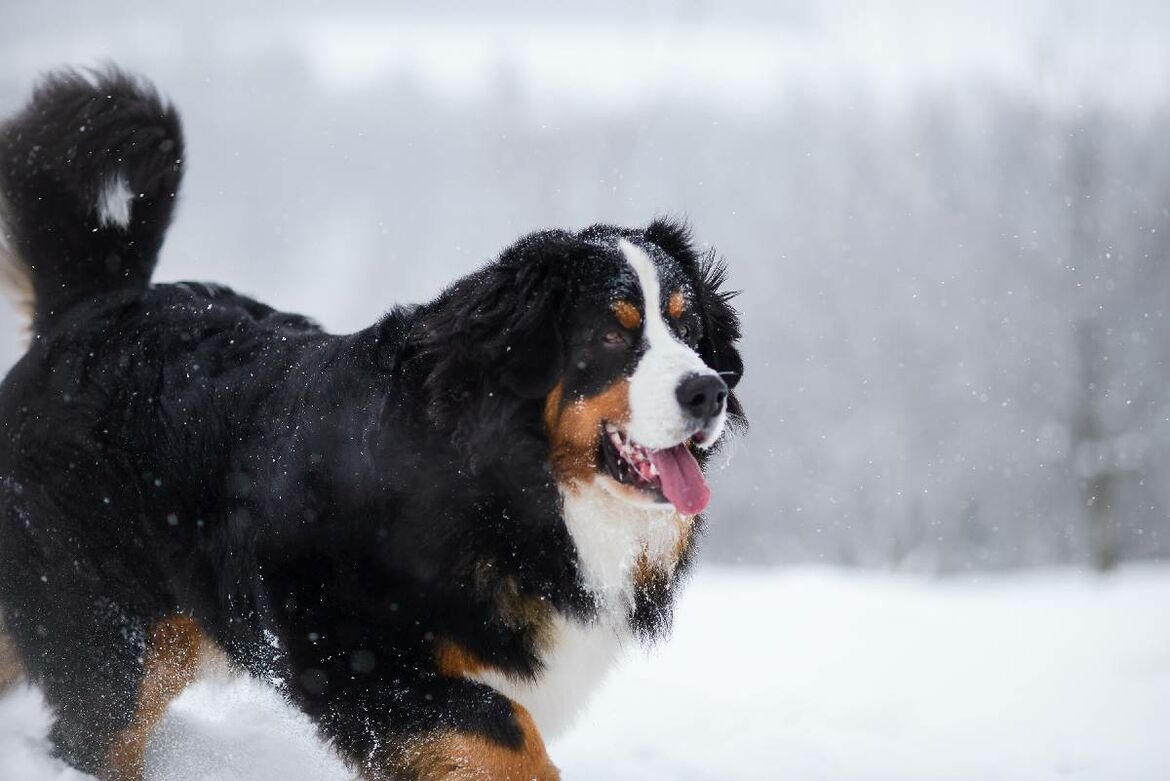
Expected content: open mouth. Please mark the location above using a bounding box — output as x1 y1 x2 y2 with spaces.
599 423 711 515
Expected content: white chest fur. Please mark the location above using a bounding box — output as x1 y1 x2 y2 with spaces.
473 615 622 740
476 480 689 738
560 477 690 612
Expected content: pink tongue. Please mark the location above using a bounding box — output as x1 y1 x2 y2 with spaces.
650 444 711 515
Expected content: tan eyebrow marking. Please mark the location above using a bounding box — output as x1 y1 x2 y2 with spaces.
668 290 687 320
612 300 642 329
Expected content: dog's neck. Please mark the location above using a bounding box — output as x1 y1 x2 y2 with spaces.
559 478 693 627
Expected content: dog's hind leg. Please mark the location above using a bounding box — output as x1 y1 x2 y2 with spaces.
2 593 146 777
102 614 207 781
0 609 24 691
304 675 560 781
4 594 205 780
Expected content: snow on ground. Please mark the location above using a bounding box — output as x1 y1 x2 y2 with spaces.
1 566 1168 780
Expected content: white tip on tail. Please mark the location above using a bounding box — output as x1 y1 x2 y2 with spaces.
96 174 133 229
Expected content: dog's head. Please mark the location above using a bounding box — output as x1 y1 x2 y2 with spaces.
411 219 744 516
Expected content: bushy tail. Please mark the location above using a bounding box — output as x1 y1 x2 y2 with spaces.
0 67 183 332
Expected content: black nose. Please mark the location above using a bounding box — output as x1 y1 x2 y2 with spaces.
676 373 728 423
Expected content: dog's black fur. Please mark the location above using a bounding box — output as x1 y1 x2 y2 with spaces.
0 69 744 779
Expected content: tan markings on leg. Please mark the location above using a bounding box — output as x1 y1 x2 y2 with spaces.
667 290 687 320
611 300 641 330
192 637 234 679
103 615 207 781
0 614 24 691
544 379 630 485
390 702 560 781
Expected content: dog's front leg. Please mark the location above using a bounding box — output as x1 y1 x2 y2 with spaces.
384 699 558 781
321 676 559 781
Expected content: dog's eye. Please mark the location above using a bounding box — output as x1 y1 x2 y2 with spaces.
602 329 628 346
676 323 691 340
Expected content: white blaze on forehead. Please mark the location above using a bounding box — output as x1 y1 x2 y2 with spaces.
618 239 723 450
96 173 133 230
619 239 679 341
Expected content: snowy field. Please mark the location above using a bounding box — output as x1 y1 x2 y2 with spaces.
1 566 1167 780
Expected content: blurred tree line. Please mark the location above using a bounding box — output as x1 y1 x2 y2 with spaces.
1 46 1168 572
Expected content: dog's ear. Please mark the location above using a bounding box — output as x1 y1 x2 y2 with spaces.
693 251 744 390
412 231 572 421
646 218 745 424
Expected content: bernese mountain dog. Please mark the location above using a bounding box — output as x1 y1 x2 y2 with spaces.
0 69 745 780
